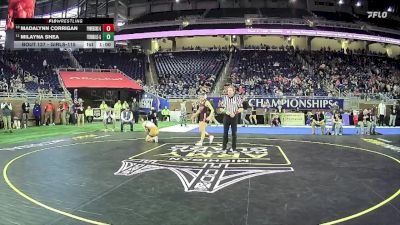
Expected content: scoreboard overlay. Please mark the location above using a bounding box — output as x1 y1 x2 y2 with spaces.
14 18 114 49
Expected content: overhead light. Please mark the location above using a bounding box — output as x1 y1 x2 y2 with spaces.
289 0 296 3
356 1 361 7
176 0 180 2
387 6 393 12
338 0 344 5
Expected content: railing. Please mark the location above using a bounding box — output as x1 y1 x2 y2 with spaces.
119 15 400 37
0 92 65 99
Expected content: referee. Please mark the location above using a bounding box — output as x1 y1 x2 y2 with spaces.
222 86 243 151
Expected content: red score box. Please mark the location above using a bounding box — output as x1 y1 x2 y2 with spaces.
102 24 115 32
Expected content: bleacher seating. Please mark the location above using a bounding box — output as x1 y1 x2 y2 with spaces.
205 8 258 18
229 49 328 96
154 51 227 96
0 50 68 94
73 51 146 82
313 11 356 22
260 8 312 18
117 26 180 35
130 9 205 23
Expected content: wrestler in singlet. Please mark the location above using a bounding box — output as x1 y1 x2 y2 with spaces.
198 101 210 123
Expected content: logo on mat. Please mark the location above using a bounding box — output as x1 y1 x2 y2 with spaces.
115 143 294 193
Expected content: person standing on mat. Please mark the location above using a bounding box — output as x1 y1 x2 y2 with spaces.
191 95 215 146
222 86 243 151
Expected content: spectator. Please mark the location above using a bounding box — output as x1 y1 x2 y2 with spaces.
56 101 63 125
120 107 134 132
249 104 257 125
1 100 13 133
191 102 198 123
358 109 371 135
389 105 397 127
122 100 129 110
42 59 47 68
114 100 122 119
60 99 69 125
13 113 21 129
378 100 386 126
241 97 250 127
370 108 377 135
161 106 170 121
312 110 325 135
33 101 41 126
44 100 55 125
103 107 116 132
148 107 158 127
271 114 281 127
131 98 140 124
262 101 271 125
68 101 76 125
21 100 30 128
333 112 343 135
75 98 85 126
180 100 187 127
85 106 94 123
100 101 108 113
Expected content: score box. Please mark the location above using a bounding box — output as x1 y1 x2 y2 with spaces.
102 32 114 41
102 24 115 32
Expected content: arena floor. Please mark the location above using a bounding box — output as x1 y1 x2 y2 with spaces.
0 131 399 225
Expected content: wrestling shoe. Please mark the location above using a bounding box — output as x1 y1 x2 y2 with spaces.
209 135 214 144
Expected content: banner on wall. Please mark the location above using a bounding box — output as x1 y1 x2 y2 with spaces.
209 97 343 110
271 113 305 126
139 92 169 113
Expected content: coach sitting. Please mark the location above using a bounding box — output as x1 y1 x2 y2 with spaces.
312 110 325 135
120 107 134 132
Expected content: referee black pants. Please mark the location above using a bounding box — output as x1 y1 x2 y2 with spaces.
223 114 238 151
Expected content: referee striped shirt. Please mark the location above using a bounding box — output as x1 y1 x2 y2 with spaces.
223 95 243 114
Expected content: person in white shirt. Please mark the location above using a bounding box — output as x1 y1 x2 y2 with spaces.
378 100 386 126
120 107 134 132
103 107 116 132
142 119 159 143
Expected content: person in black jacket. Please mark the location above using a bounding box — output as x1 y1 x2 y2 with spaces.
21 100 30 128
241 97 250 127
311 110 325 135
131 97 140 124
147 107 158 127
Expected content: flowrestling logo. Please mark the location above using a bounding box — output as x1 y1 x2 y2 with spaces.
367 11 388 18
115 143 294 193
69 76 123 81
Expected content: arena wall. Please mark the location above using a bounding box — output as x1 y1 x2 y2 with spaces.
291 37 308 50
386 45 400 57
311 38 341 51
244 36 289 48
368 43 387 54
176 36 230 49
347 40 367 51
